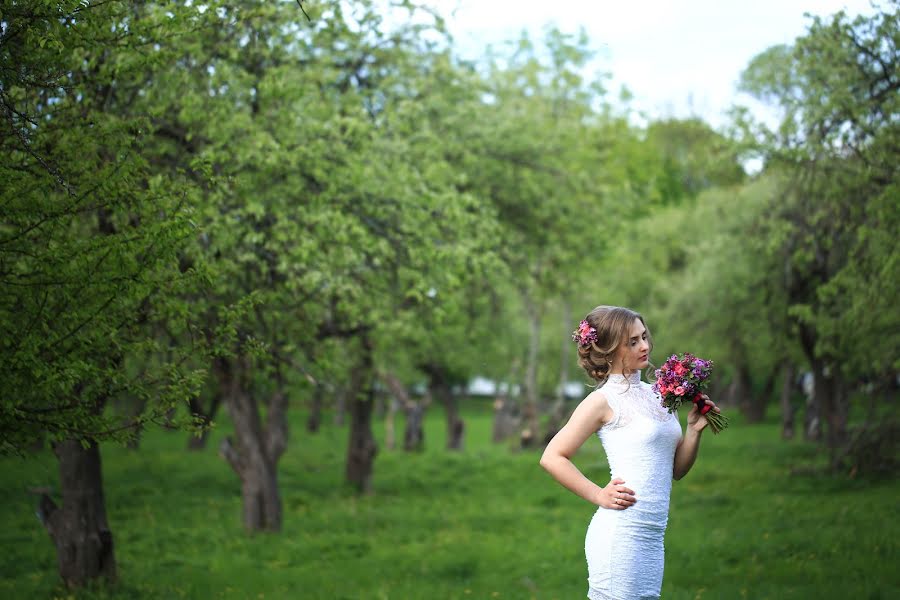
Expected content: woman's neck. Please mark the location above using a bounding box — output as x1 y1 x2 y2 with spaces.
609 366 639 377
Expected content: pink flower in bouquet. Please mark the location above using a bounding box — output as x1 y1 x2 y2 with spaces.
652 353 728 434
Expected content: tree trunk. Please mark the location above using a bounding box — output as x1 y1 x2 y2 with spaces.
187 425 211 451
374 389 387 419
381 371 426 452
780 363 797 440
801 370 821 441
384 397 398 451
307 383 324 433
333 385 347 427
447 401 464 450
440 386 464 451
424 364 464 450
520 403 539 449
543 400 568 446
346 334 377 493
219 357 287 532
187 388 221 450
797 326 822 441
38 439 116 588
544 302 572 443
812 358 848 469
403 402 426 451
27 434 46 453
521 293 542 446
492 361 521 443
492 394 519 443
735 365 767 423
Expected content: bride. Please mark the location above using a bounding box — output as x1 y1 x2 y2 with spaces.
540 305 719 600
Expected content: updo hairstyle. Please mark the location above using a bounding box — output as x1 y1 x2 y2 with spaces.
576 305 653 385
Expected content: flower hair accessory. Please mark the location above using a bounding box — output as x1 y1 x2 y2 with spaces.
572 320 598 348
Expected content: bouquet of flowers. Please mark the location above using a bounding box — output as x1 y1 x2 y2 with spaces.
653 353 728 434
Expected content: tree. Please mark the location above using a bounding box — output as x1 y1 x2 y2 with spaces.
0 0 209 586
583 116 755 416
737 4 899 468
459 28 616 446
141 0 505 501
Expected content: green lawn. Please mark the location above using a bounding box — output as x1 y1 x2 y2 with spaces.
1 401 897 599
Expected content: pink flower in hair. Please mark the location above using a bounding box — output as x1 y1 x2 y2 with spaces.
572 320 599 348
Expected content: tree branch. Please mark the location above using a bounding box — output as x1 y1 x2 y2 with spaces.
219 437 243 475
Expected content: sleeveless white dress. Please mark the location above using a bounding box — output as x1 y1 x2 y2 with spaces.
585 371 683 600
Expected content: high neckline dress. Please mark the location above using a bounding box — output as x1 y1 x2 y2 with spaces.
585 371 683 600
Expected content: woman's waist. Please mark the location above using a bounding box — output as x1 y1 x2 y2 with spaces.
592 503 671 532
606 468 674 492
601 473 672 510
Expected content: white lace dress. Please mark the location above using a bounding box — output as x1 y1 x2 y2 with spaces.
585 372 683 600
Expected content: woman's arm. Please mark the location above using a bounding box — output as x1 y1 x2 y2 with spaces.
673 395 719 480
540 392 636 509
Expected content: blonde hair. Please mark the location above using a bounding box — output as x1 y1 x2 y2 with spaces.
576 305 653 385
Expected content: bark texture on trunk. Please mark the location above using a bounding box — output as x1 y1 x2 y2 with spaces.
39 439 116 588
219 357 287 532
346 334 377 493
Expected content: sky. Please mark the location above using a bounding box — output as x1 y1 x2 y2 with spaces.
417 0 879 128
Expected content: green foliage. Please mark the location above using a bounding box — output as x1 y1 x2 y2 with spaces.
644 118 747 203
471 26 612 285
137 0 507 389
613 178 789 381
736 5 899 379
0 0 211 452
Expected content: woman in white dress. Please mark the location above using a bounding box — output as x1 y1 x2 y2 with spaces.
540 305 719 600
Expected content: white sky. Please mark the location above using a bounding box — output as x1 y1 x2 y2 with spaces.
418 0 879 128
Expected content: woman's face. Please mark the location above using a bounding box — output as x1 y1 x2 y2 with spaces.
613 318 650 372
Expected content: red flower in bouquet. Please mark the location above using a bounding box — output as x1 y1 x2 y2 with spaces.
652 353 728 434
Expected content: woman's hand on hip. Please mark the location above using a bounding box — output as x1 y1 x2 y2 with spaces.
598 477 636 510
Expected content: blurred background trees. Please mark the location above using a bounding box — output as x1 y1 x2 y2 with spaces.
1 0 896 588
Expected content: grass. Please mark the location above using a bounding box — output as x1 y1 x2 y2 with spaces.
1 401 898 599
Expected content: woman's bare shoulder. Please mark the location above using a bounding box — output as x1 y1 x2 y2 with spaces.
571 388 612 427
582 387 609 407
